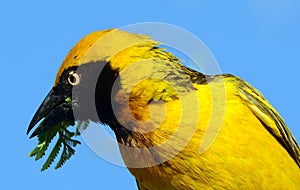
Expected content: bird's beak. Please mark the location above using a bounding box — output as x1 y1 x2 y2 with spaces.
27 87 75 138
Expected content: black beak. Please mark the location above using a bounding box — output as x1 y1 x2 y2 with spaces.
27 88 74 138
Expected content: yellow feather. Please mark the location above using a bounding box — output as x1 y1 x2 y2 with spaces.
55 29 300 189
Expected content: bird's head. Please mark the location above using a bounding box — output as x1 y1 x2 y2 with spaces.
26 29 184 170
27 29 162 138
27 27 203 171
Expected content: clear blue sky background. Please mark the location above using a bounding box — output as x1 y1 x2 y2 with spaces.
1 1 299 189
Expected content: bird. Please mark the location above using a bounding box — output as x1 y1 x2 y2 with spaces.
27 28 300 189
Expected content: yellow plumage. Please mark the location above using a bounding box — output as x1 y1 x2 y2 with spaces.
28 29 300 189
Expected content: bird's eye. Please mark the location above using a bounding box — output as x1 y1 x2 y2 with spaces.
67 71 80 86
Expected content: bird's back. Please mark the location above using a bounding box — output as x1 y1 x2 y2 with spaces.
121 74 300 189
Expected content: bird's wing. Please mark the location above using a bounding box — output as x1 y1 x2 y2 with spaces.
136 180 149 190
231 76 300 168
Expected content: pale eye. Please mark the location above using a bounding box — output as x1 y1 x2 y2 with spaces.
67 71 80 86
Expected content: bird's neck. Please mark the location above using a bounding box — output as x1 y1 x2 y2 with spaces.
94 47 207 145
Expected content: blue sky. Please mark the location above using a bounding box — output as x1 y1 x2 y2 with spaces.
1 1 300 189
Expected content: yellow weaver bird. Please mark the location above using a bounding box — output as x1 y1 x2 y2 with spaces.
27 29 300 189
